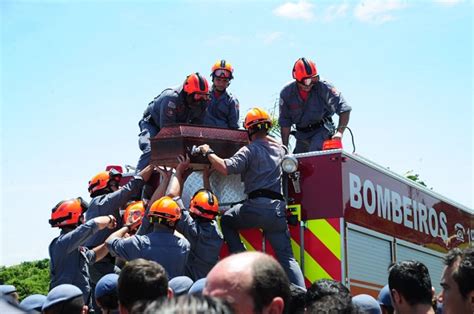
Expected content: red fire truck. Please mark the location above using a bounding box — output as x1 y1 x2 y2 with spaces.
177 148 472 296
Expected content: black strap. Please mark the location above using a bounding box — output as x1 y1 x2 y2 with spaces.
248 189 284 201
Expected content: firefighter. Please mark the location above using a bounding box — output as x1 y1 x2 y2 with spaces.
136 73 210 171
167 155 224 281
279 57 352 153
106 196 191 279
203 60 240 129
48 197 117 305
85 165 154 308
196 107 305 288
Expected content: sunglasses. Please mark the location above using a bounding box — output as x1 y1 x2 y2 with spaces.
193 93 210 101
298 75 319 86
214 69 232 78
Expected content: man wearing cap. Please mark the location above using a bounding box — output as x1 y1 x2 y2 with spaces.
203 60 239 129
20 294 47 312
95 273 119 314
42 284 86 314
377 284 394 314
168 276 194 297
136 73 210 171
0 285 19 304
279 57 351 153
352 294 382 314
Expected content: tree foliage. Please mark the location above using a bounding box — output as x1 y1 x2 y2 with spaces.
0 259 50 301
405 170 428 188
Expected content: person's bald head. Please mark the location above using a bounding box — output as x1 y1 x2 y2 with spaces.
204 251 290 314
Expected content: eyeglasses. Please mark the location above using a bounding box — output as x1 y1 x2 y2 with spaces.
213 69 232 78
193 93 210 101
298 75 319 86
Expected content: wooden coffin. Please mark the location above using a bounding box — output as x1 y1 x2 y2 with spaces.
150 124 248 169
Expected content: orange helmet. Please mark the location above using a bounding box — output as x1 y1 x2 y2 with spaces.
244 107 272 130
211 60 234 79
148 196 181 223
49 197 88 228
189 189 219 220
183 73 209 95
292 57 318 83
88 169 122 196
122 201 145 225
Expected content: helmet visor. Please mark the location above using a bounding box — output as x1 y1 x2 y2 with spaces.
213 69 232 78
299 75 319 86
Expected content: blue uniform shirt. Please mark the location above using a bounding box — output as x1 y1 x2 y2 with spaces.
175 209 223 281
106 228 190 279
203 90 239 129
279 79 351 140
85 176 144 248
49 220 99 303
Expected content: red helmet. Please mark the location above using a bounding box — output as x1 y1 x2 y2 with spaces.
49 197 88 228
88 169 122 196
183 73 209 95
148 196 181 223
123 201 145 225
292 58 318 83
244 107 272 130
189 189 219 219
211 60 234 79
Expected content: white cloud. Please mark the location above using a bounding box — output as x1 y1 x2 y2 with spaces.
258 32 284 45
354 0 407 24
322 3 350 22
273 0 315 21
433 0 464 6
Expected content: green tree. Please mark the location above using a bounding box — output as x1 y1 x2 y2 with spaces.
0 259 50 300
404 170 428 188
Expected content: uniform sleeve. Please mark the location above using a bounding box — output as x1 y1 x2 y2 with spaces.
278 90 292 128
106 236 142 261
319 81 352 115
228 97 240 129
224 146 251 175
97 176 144 216
159 96 178 126
175 210 198 247
84 248 97 264
54 220 99 254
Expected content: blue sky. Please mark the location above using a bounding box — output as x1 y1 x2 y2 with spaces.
1 0 472 266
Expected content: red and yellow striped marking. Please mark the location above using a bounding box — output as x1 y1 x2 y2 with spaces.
220 204 342 287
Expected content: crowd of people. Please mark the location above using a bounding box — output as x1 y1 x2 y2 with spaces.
3 58 472 314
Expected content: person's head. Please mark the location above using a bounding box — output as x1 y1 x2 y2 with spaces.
287 284 306 314
243 108 272 140
305 278 352 313
148 196 182 229
188 278 207 296
352 294 382 314
189 189 219 220
168 276 194 297
144 294 235 314
210 59 234 93
388 260 433 311
377 285 394 314
292 57 319 92
95 273 119 313
49 197 88 230
118 258 171 313
438 247 474 314
204 251 290 314
183 72 210 107
0 285 19 304
20 294 46 312
42 284 86 314
88 169 122 197
122 201 145 234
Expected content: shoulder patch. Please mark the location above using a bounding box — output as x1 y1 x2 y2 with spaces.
166 106 176 117
167 101 176 109
330 87 340 97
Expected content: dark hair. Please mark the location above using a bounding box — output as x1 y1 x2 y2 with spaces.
249 254 291 314
118 259 169 311
443 247 474 299
388 260 432 306
44 295 84 314
305 279 352 314
144 294 235 314
96 293 118 311
287 284 306 314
